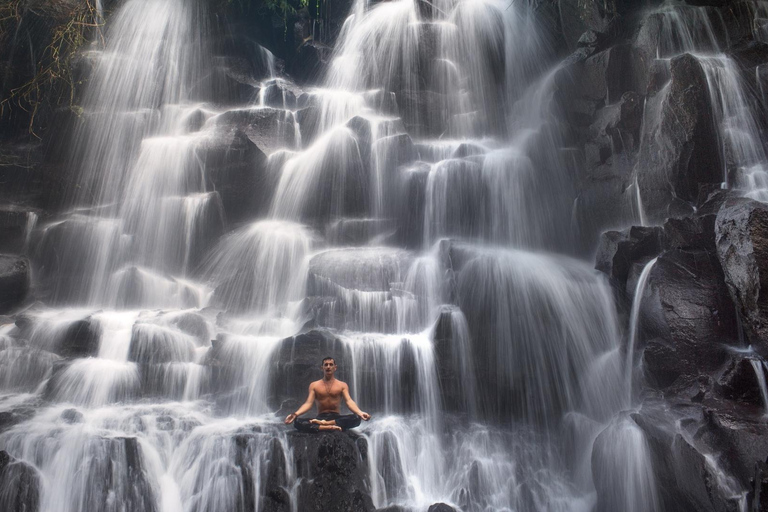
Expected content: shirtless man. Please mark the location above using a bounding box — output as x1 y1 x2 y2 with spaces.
284 357 371 432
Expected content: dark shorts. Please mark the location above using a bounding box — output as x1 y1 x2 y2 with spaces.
294 412 361 433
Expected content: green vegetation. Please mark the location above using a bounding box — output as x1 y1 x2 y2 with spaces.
0 0 103 137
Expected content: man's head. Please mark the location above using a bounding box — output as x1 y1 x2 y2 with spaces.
322 357 336 378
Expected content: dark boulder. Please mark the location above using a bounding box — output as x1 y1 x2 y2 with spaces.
171 311 211 345
637 54 721 221
289 41 332 85
716 355 767 406
58 318 102 358
128 323 196 365
632 409 744 512
395 90 448 138
199 127 270 223
595 226 663 288
556 0 621 52
308 247 413 293
698 408 768 485
268 330 350 412
663 214 717 252
754 459 768 511
428 504 457 512
210 107 298 155
290 431 375 512
60 408 85 424
261 80 298 109
80 437 157 512
296 106 321 147
0 205 39 254
715 199 768 357
0 450 41 512
0 255 30 314
235 434 291 512
325 218 397 246
729 40 768 70
565 44 635 105
640 249 738 390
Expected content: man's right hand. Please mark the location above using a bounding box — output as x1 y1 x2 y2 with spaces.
284 413 297 424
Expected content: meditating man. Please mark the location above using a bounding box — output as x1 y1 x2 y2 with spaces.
284 357 371 432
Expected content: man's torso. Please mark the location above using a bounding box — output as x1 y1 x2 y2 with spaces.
312 378 344 414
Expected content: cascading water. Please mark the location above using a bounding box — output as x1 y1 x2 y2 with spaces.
636 1 768 203
1 0 679 510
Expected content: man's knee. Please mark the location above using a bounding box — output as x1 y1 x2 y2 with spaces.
338 414 361 430
294 418 317 433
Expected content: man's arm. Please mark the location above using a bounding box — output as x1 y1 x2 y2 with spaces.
342 383 370 420
284 383 316 424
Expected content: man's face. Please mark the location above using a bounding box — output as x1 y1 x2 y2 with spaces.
322 360 336 377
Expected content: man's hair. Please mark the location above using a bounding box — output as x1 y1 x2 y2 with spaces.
322 356 335 365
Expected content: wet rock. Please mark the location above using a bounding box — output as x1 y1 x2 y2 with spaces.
345 116 373 169
0 406 36 434
290 431 375 512
261 80 298 109
208 56 260 104
557 0 620 51
58 318 101 358
0 205 38 254
637 54 721 221
60 408 84 424
640 249 738 390
586 90 643 165
199 127 270 223
171 311 211 345
0 255 30 314
576 44 634 104
396 162 431 248
289 41 332 85
325 218 397 246
211 107 298 155
235 434 290 512
595 226 663 288
183 109 208 133
663 214 717 252
753 459 768 511
729 40 768 70
395 89 448 137
268 330 349 412
296 106 321 147
716 356 766 406
428 504 456 512
632 410 742 512
0 450 41 512
128 323 196 364
715 199 768 357
698 408 768 485
308 247 413 293
83 437 157 512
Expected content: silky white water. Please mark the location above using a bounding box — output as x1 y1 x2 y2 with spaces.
0 0 668 511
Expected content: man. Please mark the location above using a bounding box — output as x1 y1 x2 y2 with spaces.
284 357 371 432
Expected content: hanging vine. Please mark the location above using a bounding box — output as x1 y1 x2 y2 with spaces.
0 0 104 138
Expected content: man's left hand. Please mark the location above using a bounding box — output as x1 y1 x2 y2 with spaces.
360 412 371 421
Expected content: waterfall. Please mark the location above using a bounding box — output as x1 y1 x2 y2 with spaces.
0 0 687 510
626 257 658 403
